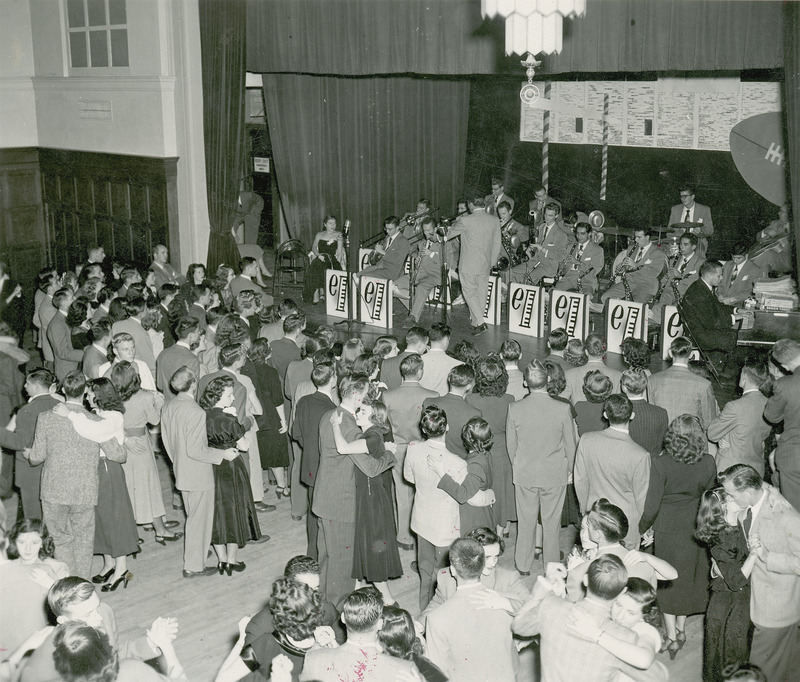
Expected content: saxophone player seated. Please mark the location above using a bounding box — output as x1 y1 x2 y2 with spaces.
648 232 704 322
553 222 604 296
520 203 569 285
358 216 411 283
599 228 667 305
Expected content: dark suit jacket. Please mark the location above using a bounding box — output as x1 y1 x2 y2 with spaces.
187 303 207 332
47 311 83 380
422 393 481 460
628 398 669 457
292 391 336 487
154 304 176 348
82 344 108 379
156 342 200 398
681 278 737 352
112 317 156 376
381 350 411 391
270 337 302 387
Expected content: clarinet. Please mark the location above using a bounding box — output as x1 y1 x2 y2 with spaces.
648 253 681 307
600 243 636 299
553 242 579 286
576 266 594 293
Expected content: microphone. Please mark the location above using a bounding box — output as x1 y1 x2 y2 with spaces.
343 219 350 239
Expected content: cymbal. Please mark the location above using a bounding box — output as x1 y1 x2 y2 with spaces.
670 221 704 230
598 226 634 236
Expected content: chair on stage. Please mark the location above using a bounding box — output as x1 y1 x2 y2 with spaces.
272 239 307 295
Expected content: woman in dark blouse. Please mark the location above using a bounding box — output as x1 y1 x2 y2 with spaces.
573 370 612 436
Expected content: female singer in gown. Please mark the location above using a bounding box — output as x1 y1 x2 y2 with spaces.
330 401 402 605
200 376 262 576
304 215 346 304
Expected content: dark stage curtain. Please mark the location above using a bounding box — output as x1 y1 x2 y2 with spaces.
785 0 800 271
261 75 469 253
200 0 245 274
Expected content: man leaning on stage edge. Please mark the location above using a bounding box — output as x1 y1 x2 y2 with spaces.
446 193 501 336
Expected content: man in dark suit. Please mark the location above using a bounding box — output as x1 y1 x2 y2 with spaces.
161 366 239 578
292 361 337 559
668 184 714 257
0 368 61 519
47 288 84 381
270 313 305 388
156 317 202 399
186 283 211 333
358 216 411 283
385 353 438 551
155 283 179 349
717 244 766 307
422 364 482 461
447 194 501 334
620 369 668 457
312 375 395 607
81 319 111 379
381 326 428 391
681 260 748 355
764 339 800 511
544 327 572 374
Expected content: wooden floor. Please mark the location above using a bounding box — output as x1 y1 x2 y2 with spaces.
5 288 730 681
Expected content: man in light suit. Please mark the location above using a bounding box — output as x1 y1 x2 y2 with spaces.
111 296 156 377
485 177 515 216
161 366 238 578
149 243 186 289
419 322 459 396
313 375 395 607
649 336 719 429
156 317 202 399
574 394 651 551
384 353 437 553
648 232 704 322
668 184 713 257
717 245 766 306
720 464 800 682
620 369 668 457
708 359 771 475
358 216 411 283
421 526 529 627
564 333 622 402
520 202 569 286
426 538 517 682
381 326 428 391
47 288 84 381
507 362 577 573
301 587 419 681
447 194 501 335
554 222 605 295
422 364 482 461
600 228 667 305
764 339 800 511
81 319 111 379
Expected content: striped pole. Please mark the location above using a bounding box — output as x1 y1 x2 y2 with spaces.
600 93 609 201
542 81 550 192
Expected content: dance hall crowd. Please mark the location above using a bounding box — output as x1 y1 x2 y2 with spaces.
1 246 800 682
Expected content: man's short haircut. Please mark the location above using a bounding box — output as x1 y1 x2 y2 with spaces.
28 368 56 390
302 333 324 359
53 622 117 682
497 200 511 213
678 184 694 196
279 299 299 317
465 526 504 554
95 286 114 306
239 256 257 272
89 319 112 344
584 333 605 358
47 577 95 616
405 326 429 348
315 325 336 349
190 283 210 304
384 215 400 228
62 370 87 399
500 339 522 361
772 338 800 366
124 296 146 316
158 282 180 301
399 353 424 380
170 366 196 394
604 394 633 425
339 374 370 400
620 368 648 396
680 232 699 247
53 288 72 310
730 242 750 259
547 327 568 351
491 176 502 186
700 261 723 278
447 363 475 389
206 306 225 326
586 554 627 600
523 361 548 390
174 316 200 340
740 358 768 388
152 243 167 257
283 313 306 335
120 267 139 283
341 587 384 633
470 194 486 208
718 463 763 492
311 361 336 388
428 323 451 343
418 198 432 209
545 201 561 216
420 404 447 438
111 332 134 349
420 216 436 231
284 555 320 579
669 336 693 359
721 662 767 682
449 537 486 581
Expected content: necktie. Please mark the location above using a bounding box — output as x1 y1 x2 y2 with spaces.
743 507 753 536
541 225 550 243
731 264 739 280
680 258 688 273
684 208 691 222
635 248 643 262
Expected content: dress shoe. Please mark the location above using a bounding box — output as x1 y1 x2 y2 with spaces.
254 502 277 512
517 569 531 577
397 541 415 551
182 566 218 579
291 515 304 521
250 534 271 544
471 323 487 336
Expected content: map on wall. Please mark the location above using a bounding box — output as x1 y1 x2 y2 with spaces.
520 78 781 152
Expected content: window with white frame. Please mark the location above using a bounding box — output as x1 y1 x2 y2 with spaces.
67 0 129 68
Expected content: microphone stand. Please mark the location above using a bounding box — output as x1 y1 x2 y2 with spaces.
439 230 450 326
334 219 364 332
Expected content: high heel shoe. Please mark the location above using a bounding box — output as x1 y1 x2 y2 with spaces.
101 571 133 592
226 562 246 575
217 562 227 575
276 487 290 499
154 530 184 546
675 629 686 650
92 568 114 584
661 638 681 661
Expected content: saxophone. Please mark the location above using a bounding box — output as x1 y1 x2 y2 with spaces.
553 242 579 286
648 253 681 307
603 243 636 300
500 218 525 268
576 266 594 293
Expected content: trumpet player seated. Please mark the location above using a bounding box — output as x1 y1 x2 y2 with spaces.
400 198 433 239
358 216 411 283
600 228 667 305
519 203 569 285
394 218 454 327
648 232 704 322
553 222 604 295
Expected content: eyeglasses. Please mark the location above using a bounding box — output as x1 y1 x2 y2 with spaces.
679 193 692 199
